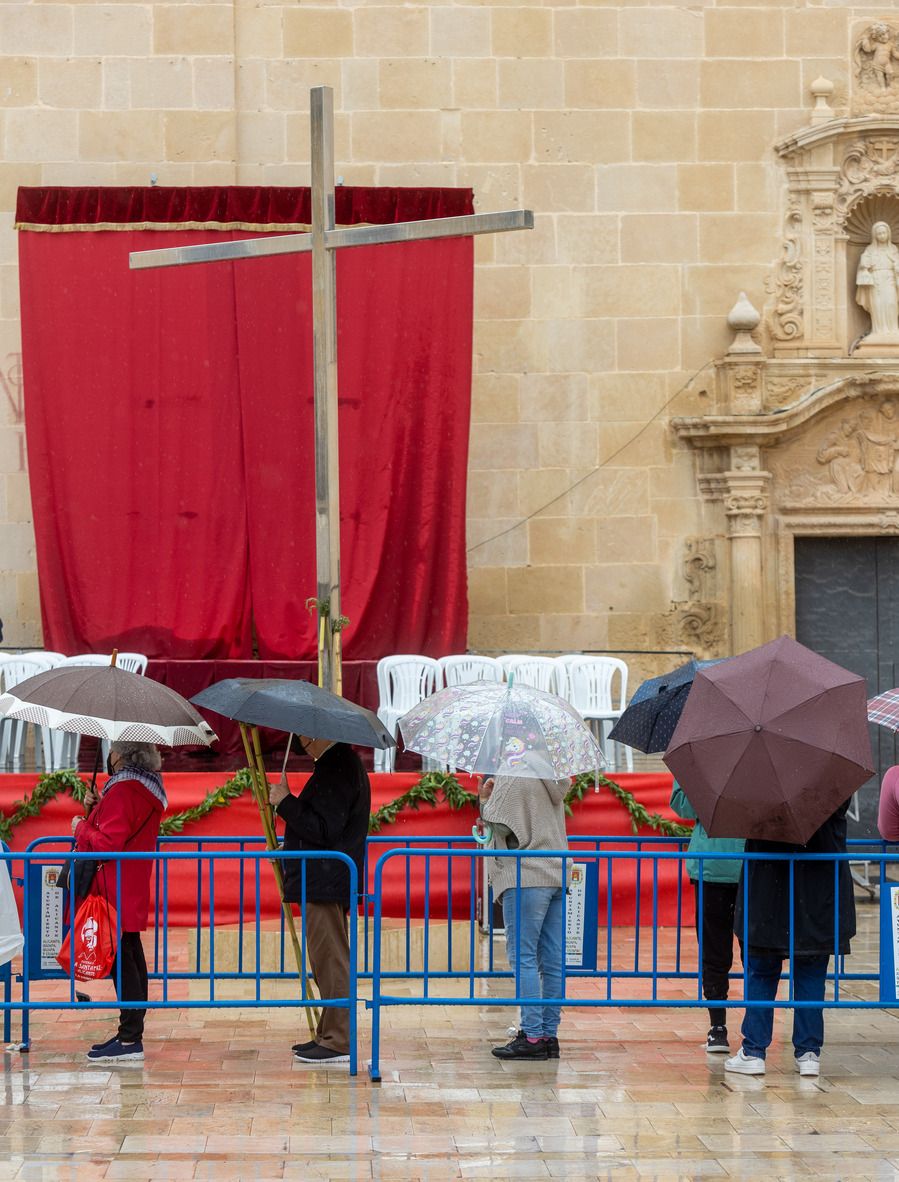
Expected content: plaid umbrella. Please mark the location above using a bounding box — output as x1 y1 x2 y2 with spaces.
608 658 725 754
867 688 899 731
0 664 216 746
664 635 874 844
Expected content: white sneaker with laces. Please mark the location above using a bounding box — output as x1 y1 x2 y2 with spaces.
795 1051 820 1077
724 1048 765 1075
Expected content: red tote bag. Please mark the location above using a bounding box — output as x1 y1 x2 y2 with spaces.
57 895 118 982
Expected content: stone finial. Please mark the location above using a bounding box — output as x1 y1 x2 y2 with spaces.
726 292 762 355
810 76 835 123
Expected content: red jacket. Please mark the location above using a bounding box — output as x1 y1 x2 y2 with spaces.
75 777 163 932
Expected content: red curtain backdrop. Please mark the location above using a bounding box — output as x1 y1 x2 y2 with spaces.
16 186 473 660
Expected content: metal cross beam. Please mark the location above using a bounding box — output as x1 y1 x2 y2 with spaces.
130 86 533 695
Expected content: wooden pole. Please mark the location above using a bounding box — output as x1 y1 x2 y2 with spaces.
310 86 342 697
239 723 318 1036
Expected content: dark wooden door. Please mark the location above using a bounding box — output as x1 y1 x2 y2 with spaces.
794 536 899 837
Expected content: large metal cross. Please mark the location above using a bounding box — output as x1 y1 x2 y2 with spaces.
130 85 533 694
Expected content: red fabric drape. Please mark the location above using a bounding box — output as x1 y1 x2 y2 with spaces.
17 187 473 659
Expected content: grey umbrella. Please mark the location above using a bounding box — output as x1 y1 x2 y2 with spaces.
190 678 395 749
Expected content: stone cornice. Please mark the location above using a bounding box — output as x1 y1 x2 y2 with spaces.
673 365 899 448
776 115 899 159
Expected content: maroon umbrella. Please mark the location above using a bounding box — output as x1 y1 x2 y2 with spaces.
663 635 874 844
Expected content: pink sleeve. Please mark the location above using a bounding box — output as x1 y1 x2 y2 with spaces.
878 766 899 842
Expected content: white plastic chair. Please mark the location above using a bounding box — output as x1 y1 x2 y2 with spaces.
566 656 632 771
374 656 440 773
115 652 148 675
17 651 66 666
438 655 504 688
552 653 587 702
498 654 560 694
0 655 53 768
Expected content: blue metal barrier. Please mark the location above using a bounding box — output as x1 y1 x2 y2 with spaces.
0 842 15 1045
5 844 359 1074
365 843 899 1082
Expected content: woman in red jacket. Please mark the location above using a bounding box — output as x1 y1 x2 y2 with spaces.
72 741 165 1063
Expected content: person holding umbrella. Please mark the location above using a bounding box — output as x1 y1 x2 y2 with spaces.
268 734 370 1065
724 802 855 1078
74 741 167 1064
669 781 744 1054
480 768 570 1062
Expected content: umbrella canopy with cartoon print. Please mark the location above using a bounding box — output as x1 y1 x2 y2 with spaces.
399 681 604 780
663 635 874 845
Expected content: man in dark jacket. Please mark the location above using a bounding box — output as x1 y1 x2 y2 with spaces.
725 802 855 1079
269 735 370 1065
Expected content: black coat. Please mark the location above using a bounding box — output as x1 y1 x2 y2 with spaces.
276 743 371 907
734 803 856 958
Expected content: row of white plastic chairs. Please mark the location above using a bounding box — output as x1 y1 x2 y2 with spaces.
374 653 632 774
0 652 148 771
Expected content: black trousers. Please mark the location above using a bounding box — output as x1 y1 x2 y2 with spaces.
110 931 148 1043
692 880 740 1029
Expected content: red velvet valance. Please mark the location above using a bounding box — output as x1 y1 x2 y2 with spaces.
17 186 474 660
15 185 473 231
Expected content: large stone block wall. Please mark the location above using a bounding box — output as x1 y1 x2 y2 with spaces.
0 2 865 664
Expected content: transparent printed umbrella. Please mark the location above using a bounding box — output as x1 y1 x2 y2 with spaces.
398 681 605 781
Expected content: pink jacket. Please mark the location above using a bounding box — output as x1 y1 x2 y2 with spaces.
75 777 163 931
878 765 899 842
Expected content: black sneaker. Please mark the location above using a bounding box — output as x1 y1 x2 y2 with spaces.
544 1036 560 1059
293 1043 350 1064
705 1026 730 1053
90 1036 119 1053
291 1040 318 1055
492 1031 549 1061
86 1039 144 1063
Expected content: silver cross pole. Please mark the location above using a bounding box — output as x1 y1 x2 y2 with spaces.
130 85 533 695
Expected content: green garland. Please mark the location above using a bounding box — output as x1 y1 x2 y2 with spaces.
0 765 690 844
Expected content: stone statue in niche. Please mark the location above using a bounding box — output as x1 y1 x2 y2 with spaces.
855 222 899 344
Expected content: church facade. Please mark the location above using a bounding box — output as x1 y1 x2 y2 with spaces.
2 4 899 695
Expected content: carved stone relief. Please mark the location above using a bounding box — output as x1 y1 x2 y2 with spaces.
681 537 717 601
771 397 899 506
853 23 899 116
769 198 803 344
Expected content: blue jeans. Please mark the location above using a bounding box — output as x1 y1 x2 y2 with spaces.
502 886 566 1039
741 954 829 1059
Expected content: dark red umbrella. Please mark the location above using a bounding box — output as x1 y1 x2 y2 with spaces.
663 635 874 844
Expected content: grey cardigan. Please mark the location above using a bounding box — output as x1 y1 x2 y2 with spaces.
481 775 569 899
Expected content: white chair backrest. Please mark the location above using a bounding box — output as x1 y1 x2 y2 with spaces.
566 657 629 714
552 654 587 701
115 653 148 674
16 651 67 667
438 655 504 688
0 655 52 689
59 654 113 667
377 656 440 713
500 655 559 694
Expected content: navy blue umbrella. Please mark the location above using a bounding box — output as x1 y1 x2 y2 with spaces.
607 659 726 754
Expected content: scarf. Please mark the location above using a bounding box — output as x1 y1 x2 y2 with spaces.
102 765 168 810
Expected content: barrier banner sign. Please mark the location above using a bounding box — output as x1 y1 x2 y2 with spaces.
879 881 899 1003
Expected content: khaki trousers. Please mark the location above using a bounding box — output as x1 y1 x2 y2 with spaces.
304 901 351 1053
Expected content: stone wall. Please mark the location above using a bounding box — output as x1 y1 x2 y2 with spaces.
0 2 867 665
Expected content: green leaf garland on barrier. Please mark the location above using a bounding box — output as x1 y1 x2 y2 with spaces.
0 765 690 843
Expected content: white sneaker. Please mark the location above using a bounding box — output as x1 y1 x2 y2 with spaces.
724 1048 765 1075
795 1051 820 1077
